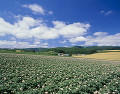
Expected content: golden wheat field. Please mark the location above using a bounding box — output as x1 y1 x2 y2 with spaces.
73 50 120 61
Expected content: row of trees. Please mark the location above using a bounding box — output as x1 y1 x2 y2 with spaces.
44 46 120 55
45 47 97 55
86 46 120 50
1 46 120 55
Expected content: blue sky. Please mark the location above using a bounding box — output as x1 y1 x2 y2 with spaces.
0 0 120 48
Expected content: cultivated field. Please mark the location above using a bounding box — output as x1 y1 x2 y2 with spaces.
0 53 120 94
73 50 120 61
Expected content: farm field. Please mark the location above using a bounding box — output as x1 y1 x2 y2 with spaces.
0 53 120 94
0 50 54 56
73 50 120 61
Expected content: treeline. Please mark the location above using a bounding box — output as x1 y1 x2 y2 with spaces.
22 48 47 52
0 48 48 53
0 46 120 55
45 47 97 55
44 46 120 55
86 46 120 50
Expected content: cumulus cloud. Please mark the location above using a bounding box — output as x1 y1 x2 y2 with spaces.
0 18 13 36
14 15 23 19
100 10 113 16
31 21 90 39
0 40 34 48
0 17 42 39
59 40 66 43
33 41 48 48
105 11 113 16
93 32 108 36
100 11 104 14
52 21 90 38
30 26 59 39
22 4 45 15
69 36 87 43
34 41 41 45
0 40 49 48
48 11 53 15
0 17 90 40
84 33 120 46
1 15 120 47
68 31 120 46
13 17 42 39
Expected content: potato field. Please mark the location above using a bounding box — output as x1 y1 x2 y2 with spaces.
0 53 120 94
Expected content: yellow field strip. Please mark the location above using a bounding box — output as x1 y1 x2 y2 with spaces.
73 50 120 61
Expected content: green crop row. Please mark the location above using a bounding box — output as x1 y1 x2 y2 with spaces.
0 53 120 94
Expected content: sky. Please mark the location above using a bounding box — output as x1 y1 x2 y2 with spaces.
0 0 120 48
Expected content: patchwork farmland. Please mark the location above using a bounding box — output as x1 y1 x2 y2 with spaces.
0 53 120 94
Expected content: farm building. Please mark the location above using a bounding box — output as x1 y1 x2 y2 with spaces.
58 53 69 56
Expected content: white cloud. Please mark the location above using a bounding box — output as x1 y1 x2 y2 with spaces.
93 32 108 36
0 40 49 48
34 41 41 45
33 41 48 48
100 11 105 13
52 21 90 38
0 16 90 41
71 43 76 46
48 11 53 15
59 40 66 43
100 10 113 16
1 16 120 47
63 46 68 47
0 40 36 48
10 37 16 41
69 36 87 43
68 31 120 46
30 26 59 39
0 18 14 36
13 17 42 39
14 15 23 19
22 4 45 15
42 43 48 45
105 11 113 16
84 33 120 46
0 17 42 39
